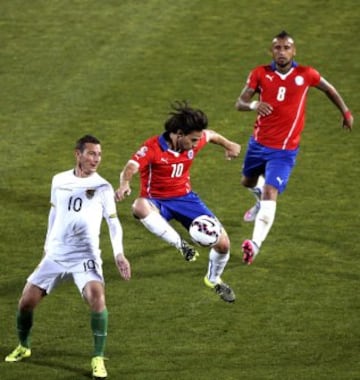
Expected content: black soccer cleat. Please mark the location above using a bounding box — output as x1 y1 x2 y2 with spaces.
179 239 199 261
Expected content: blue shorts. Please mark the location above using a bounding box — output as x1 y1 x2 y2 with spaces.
242 137 299 193
148 192 215 229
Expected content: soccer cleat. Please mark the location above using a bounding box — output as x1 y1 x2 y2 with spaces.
203 275 217 289
91 356 108 379
179 239 199 261
242 239 259 265
243 201 261 222
5 344 31 362
214 283 236 303
204 276 236 303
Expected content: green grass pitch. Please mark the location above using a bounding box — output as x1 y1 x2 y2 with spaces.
0 1 359 379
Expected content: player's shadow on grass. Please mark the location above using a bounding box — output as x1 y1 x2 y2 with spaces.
139 262 203 279
26 350 92 379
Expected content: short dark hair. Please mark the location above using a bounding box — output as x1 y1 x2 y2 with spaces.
164 100 208 135
274 30 294 40
75 135 101 151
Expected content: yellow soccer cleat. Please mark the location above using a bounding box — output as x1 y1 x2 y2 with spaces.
91 356 108 379
5 344 31 362
204 275 219 289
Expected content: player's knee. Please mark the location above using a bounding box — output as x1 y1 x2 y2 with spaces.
19 295 39 311
213 232 230 253
18 284 45 311
262 185 278 200
241 176 258 188
132 198 153 219
88 293 106 312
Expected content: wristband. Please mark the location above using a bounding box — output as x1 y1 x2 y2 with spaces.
249 101 259 110
344 110 352 120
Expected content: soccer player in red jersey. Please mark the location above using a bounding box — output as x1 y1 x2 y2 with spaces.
115 101 240 302
235 30 353 265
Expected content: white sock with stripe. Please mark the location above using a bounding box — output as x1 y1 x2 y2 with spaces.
140 212 182 249
252 200 276 250
206 248 230 284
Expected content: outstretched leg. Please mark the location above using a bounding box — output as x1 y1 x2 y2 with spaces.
133 198 198 261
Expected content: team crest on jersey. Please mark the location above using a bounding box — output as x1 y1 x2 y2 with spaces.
187 150 194 159
135 146 148 158
295 76 304 86
86 189 96 199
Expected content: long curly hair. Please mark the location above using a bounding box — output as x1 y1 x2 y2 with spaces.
164 100 208 135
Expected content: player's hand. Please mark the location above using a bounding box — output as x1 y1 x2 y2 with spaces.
342 111 353 131
225 142 241 160
256 101 273 116
115 254 131 280
115 186 131 201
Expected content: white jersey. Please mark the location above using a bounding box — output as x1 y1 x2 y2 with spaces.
44 169 118 262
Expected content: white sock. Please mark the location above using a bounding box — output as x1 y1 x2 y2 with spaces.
252 200 276 250
140 212 182 248
206 248 230 284
248 175 265 201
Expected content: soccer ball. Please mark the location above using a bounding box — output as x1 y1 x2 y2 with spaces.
189 215 222 247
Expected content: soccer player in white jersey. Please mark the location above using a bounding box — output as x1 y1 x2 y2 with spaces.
5 135 131 379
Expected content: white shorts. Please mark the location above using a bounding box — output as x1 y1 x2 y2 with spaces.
27 257 104 295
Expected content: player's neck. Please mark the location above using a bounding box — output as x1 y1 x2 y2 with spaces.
275 64 292 74
73 167 94 178
168 134 180 152
273 59 297 74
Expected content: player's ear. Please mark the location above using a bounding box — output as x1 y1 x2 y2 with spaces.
74 149 81 159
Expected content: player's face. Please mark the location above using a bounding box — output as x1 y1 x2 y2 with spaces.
176 130 203 151
76 143 102 177
271 38 296 70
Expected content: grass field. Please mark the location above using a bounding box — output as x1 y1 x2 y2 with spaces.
1 1 359 379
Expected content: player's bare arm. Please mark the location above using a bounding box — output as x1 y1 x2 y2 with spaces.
316 77 353 131
115 161 139 201
235 86 273 116
207 130 241 159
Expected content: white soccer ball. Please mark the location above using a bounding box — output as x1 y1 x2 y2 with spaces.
189 215 222 247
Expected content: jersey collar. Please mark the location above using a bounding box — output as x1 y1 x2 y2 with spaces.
158 134 170 151
158 134 181 157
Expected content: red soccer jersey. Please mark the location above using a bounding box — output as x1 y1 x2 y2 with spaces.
129 132 208 198
246 63 321 149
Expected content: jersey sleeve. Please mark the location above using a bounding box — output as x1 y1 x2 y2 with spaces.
106 216 124 257
49 175 57 206
99 184 118 218
246 67 261 91
100 184 124 256
44 175 57 250
130 139 155 170
306 66 321 86
44 204 56 251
